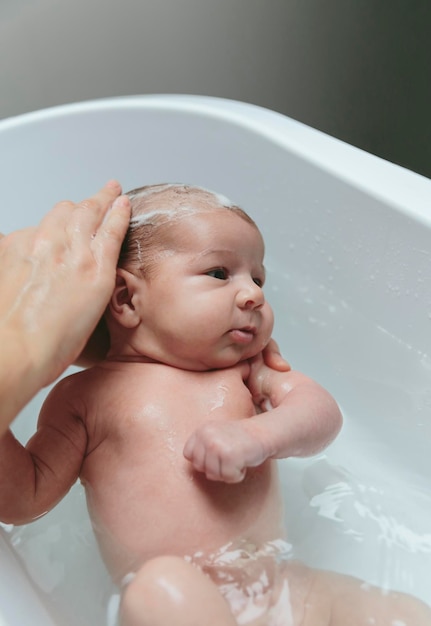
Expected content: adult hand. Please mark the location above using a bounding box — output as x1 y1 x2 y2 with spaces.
0 180 130 432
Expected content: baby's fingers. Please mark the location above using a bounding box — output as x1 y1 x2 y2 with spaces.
183 429 246 484
183 434 218 479
262 339 290 372
183 433 204 469
218 458 247 483
203 448 245 484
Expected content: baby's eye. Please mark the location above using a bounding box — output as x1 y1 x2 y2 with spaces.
253 277 264 288
206 268 228 280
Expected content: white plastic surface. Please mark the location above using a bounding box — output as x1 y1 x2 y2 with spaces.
0 95 430 625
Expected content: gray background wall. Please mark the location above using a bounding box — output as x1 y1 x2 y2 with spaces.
1 0 429 178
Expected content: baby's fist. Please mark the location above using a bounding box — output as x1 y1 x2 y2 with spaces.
183 420 267 484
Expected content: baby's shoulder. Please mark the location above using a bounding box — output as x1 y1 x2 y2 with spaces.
49 366 102 402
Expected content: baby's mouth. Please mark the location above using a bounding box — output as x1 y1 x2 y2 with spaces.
228 326 257 344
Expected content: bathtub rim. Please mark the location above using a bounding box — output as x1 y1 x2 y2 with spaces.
0 93 430 228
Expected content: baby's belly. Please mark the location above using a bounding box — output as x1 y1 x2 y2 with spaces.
83 456 284 583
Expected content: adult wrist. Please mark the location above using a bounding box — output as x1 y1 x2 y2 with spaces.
0 329 43 434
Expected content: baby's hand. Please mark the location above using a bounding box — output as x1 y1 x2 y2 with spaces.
262 339 290 372
183 420 268 484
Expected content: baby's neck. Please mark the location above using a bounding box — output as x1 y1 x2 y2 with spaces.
105 352 158 364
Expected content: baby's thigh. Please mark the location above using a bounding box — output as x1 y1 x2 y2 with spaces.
212 559 331 626
276 561 333 626
300 567 431 626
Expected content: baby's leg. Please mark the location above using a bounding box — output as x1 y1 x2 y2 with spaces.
299 566 431 626
119 555 237 626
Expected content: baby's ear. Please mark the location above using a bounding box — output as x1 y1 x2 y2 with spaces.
109 268 141 328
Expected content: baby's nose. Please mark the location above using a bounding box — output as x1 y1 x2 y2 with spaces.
238 280 265 309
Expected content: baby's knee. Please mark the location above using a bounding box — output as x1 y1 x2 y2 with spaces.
123 556 188 604
120 556 189 625
120 555 236 626
129 555 190 587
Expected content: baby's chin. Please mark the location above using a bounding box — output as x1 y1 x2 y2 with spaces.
189 347 263 372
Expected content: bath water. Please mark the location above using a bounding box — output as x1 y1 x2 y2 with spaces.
3 266 431 625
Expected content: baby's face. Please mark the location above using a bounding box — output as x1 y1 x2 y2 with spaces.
133 210 274 370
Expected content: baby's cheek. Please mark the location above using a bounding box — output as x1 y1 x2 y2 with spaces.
262 310 275 346
265 304 275 333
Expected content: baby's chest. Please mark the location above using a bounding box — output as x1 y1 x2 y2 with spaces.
171 367 255 417
109 369 254 439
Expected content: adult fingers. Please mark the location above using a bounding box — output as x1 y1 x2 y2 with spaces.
72 180 124 239
40 180 123 236
93 194 131 262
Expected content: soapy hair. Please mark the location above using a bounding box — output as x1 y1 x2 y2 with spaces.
118 183 257 276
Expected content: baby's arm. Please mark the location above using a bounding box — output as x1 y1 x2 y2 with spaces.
0 378 87 524
183 354 342 483
247 354 343 458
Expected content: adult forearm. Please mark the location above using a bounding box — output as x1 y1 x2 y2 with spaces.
0 181 131 433
0 331 41 436
0 428 41 524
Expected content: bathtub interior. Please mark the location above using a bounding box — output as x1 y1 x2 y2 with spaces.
0 96 430 625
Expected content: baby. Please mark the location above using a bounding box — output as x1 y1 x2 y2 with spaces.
0 184 429 626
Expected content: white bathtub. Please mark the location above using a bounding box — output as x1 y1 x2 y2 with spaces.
0 95 430 625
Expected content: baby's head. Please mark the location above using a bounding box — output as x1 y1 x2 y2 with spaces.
107 183 274 370
118 183 257 276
